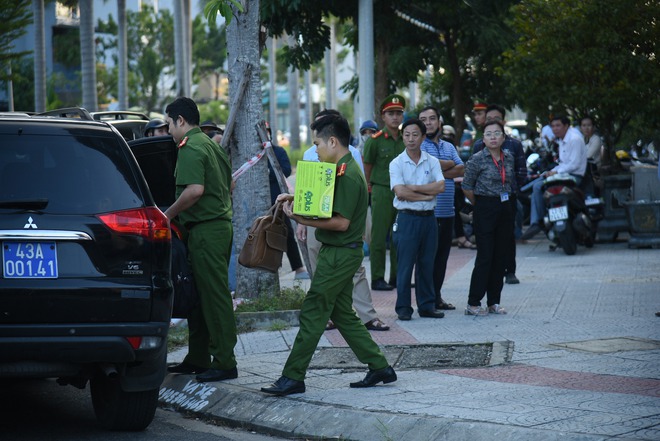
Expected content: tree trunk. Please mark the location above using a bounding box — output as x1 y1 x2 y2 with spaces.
117 0 128 109
287 35 300 151
374 38 390 125
445 30 467 146
32 0 46 112
79 1 98 112
226 0 278 298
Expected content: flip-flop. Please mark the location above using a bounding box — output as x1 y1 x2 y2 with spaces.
365 318 390 331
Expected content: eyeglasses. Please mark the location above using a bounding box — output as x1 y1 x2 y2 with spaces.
484 131 503 138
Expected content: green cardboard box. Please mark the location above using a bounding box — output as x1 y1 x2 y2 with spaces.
293 161 336 218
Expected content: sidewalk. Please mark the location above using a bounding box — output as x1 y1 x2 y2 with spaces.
160 238 660 441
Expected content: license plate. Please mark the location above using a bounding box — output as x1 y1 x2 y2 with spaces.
2 242 58 279
548 206 569 222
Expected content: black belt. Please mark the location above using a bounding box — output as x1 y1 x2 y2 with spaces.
399 209 434 217
185 217 224 231
324 241 363 249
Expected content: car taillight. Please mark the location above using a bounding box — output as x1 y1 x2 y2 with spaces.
125 336 162 350
97 207 171 241
544 186 563 196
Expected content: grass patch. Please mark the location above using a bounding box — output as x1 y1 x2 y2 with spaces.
167 325 189 352
268 320 291 331
235 286 306 313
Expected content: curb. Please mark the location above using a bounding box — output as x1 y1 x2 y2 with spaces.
159 375 611 441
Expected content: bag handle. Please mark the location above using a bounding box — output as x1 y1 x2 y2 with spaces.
267 200 285 226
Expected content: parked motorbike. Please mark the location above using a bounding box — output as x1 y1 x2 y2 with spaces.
539 173 602 255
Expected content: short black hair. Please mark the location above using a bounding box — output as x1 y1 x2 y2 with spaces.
419 106 440 118
165 97 200 126
310 113 351 148
314 108 341 120
483 120 505 134
401 118 427 135
486 104 506 119
579 115 595 126
551 115 571 126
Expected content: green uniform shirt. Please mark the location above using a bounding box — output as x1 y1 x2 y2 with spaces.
174 127 232 226
315 153 367 247
362 127 405 187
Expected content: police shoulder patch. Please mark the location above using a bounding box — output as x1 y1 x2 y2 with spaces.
371 130 384 139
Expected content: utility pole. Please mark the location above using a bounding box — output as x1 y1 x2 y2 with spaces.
358 0 374 124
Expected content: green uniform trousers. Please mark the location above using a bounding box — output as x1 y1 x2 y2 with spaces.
184 219 237 370
282 246 389 381
370 184 398 282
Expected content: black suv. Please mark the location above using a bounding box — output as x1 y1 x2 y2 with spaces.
0 110 173 430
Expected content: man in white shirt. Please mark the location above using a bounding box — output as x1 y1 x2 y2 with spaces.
522 115 587 240
389 118 445 321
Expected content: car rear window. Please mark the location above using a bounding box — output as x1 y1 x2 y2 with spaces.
0 133 144 214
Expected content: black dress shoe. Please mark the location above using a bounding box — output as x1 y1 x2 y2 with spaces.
195 367 238 382
436 299 456 310
261 376 306 396
372 278 394 291
167 362 208 375
397 313 412 321
350 366 397 388
505 273 520 284
418 309 445 318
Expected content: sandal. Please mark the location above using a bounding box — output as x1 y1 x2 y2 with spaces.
457 238 477 250
488 304 507 314
436 300 456 310
465 305 488 316
365 318 390 331
325 320 336 330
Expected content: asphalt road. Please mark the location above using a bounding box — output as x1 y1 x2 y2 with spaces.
0 379 284 441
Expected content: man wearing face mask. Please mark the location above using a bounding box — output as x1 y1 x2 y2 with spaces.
358 120 378 150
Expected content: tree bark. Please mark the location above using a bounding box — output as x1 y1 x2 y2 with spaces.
226 0 278 298
79 0 98 112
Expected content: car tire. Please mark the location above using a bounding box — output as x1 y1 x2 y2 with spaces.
91 375 158 431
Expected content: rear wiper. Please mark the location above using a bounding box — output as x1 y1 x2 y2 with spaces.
0 199 49 210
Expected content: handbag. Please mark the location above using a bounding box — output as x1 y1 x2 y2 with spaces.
171 234 199 318
238 201 288 272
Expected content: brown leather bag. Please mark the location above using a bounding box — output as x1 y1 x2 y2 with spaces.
238 201 288 272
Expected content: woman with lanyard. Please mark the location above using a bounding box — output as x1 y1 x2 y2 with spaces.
461 120 515 316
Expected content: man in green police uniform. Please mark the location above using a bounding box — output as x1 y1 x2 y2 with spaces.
262 112 396 396
163 97 238 383
363 94 406 291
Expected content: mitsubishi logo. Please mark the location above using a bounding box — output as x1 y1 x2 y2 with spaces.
24 217 38 229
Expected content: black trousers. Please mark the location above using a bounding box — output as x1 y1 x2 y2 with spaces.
468 196 514 307
433 216 454 304
505 193 518 275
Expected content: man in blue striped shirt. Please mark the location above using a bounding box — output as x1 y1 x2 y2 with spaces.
419 106 464 311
